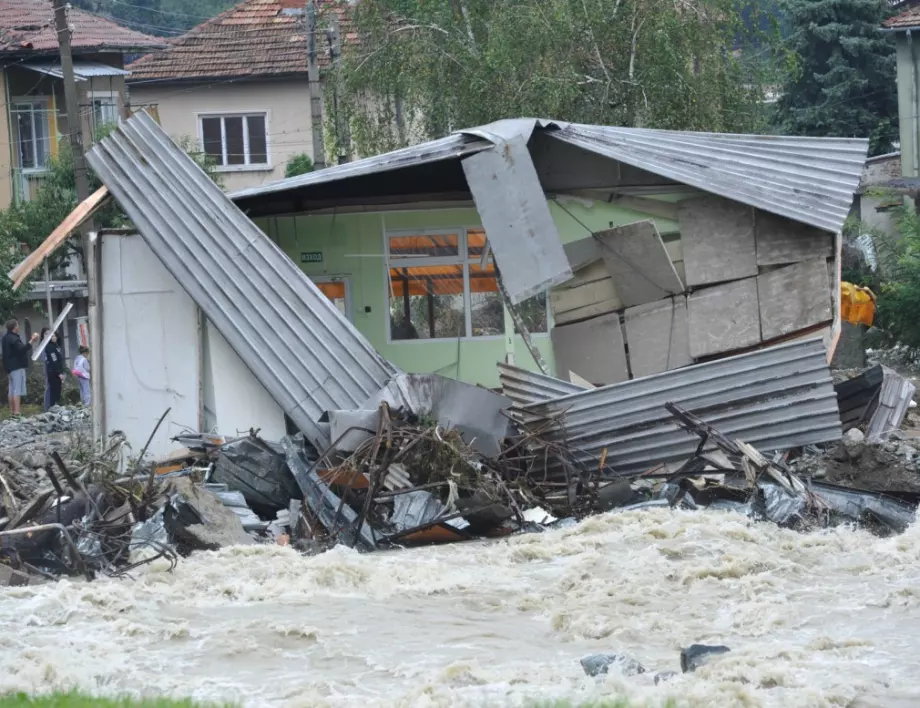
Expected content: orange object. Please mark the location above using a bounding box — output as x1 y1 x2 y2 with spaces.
840 282 876 327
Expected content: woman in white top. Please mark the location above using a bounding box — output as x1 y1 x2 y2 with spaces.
73 346 91 406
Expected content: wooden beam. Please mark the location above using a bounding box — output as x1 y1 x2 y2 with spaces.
8 186 110 290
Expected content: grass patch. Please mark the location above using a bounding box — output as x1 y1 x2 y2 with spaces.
0 404 43 422
0 694 212 708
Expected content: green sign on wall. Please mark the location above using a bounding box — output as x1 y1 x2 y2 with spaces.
300 251 323 264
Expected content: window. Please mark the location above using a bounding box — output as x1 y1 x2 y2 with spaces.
200 114 268 168
12 99 51 171
386 228 548 341
90 93 118 131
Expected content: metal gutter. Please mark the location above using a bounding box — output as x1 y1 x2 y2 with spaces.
512 338 841 477
86 112 397 450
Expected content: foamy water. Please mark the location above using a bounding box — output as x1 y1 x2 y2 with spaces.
3 508 920 708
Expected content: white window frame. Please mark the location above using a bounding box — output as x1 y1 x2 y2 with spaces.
383 226 550 344
11 96 51 173
88 90 119 131
197 111 271 172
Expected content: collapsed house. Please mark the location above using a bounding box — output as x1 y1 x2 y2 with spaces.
8 111 912 577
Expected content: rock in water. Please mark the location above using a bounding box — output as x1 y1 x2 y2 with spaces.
580 653 646 677
680 644 731 673
654 671 678 685
844 428 865 445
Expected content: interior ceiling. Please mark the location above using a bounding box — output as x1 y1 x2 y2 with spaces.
233 130 679 219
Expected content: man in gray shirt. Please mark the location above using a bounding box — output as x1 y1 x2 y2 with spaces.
2 319 39 417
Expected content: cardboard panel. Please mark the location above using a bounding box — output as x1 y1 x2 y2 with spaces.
679 196 757 287
755 210 834 266
687 278 761 358
595 220 684 307
624 296 692 378
757 259 833 341
551 313 629 385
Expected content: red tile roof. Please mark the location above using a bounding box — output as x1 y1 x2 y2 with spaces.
884 6 920 28
128 0 354 83
0 0 164 55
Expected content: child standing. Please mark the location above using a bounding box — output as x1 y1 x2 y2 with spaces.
73 346 91 406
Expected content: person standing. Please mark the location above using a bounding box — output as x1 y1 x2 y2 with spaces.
73 345 91 406
41 328 64 410
2 319 39 417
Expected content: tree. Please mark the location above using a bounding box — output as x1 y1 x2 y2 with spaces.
774 0 897 155
325 0 775 156
70 0 237 36
285 153 316 178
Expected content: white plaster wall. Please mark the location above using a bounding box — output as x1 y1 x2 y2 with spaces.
101 234 200 458
129 79 313 193
203 321 287 441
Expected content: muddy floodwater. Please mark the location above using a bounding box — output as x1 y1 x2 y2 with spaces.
3 508 920 708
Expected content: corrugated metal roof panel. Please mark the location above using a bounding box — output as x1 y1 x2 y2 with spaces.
86 112 396 449
23 60 131 80
229 119 867 235
229 132 489 202
461 134 572 303
514 338 841 476
550 124 868 234
497 363 585 408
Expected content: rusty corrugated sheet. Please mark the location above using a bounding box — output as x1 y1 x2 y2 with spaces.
86 112 396 450
512 338 841 477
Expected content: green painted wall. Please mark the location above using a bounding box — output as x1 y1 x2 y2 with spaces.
256 199 675 387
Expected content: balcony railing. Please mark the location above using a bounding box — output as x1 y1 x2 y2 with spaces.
12 168 50 203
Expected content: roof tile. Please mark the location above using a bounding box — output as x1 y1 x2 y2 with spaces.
128 0 352 81
883 5 920 28
0 0 164 54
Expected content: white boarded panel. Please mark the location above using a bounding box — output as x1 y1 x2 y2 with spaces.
687 278 761 358
755 210 834 266
101 234 200 458
551 313 629 385
462 136 571 303
679 196 756 287
204 322 287 440
595 220 684 307
757 259 833 341
624 296 692 378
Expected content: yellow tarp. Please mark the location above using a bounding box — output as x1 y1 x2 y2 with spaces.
841 282 876 327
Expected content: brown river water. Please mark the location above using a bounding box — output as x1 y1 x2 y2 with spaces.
2 508 920 708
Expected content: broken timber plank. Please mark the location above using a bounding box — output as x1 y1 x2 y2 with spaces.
8 185 110 289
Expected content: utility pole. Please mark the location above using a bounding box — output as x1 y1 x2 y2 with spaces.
327 14 351 164
306 0 326 170
53 0 104 442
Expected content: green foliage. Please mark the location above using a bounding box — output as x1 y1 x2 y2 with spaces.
284 153 316 178
867 203 920 351
327 0 777 156
0 693 221 708
774 0 898 155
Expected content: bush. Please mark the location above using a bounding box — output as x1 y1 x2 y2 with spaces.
284 153 315 178
851 201 920 354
